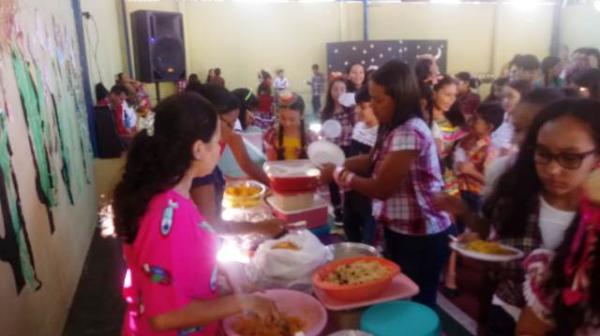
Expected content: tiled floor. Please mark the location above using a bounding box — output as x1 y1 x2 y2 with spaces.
62 230 125 336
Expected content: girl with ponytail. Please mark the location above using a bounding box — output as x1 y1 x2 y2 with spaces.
114 92 277 335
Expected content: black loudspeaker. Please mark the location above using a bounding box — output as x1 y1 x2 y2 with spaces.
130 10 186 82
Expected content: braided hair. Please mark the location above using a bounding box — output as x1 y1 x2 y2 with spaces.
276 92 307 160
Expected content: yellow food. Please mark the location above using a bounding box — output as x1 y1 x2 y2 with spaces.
233 314 304 336
325 261 391 286
464 240 518 256
225 185 262 198
223 183 263 208
272 241 301 251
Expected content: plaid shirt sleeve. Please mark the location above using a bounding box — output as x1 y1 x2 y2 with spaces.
332 107 356 147
489 205 543 308
389 126 424 152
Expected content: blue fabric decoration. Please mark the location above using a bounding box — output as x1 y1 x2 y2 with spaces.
160 199 179 236
177 326 204 335
141 263 172 285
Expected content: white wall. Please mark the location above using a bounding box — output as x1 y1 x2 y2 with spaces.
0 0 97 335
123 1 561 99
81 0 128 100
561 4 600 52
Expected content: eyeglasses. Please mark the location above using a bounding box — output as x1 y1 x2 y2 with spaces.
534 146 598 170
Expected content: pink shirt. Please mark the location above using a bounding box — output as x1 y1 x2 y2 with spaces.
122 190 219 336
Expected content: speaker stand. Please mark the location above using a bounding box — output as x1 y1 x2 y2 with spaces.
154 82 161 102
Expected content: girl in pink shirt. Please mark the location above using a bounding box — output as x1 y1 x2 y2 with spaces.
113 93 277 335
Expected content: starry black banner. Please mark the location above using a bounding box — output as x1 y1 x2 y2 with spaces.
327 40 448 74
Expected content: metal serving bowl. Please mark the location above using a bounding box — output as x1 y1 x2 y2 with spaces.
326 242 381 261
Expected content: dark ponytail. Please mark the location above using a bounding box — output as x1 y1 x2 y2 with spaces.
299 118 308 159
277 123 285 160
456 71 481 89
232 88 259 130
275 119 308 160
113 93 218 243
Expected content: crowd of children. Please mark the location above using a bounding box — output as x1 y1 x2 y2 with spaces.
109 47 600 335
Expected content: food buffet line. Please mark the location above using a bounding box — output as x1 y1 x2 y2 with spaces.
216 159 424 336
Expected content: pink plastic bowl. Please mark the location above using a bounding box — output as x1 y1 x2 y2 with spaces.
222 289 327 336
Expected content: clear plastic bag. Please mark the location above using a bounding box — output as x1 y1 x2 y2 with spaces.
246 230 331 292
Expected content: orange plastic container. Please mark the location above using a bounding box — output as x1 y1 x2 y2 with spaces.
312 256 401 302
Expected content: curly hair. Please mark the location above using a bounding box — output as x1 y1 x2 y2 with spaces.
113 92 218 243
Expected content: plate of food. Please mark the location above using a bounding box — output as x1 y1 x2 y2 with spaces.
223 289 327 336
450 240 524 262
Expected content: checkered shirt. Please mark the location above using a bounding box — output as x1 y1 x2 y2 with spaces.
310 73 325 97
331 106 356 148
488 201 543 308
371 118 451 235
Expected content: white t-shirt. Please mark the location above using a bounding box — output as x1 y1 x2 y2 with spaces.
491 119 514 151
273 77 289 92
539 196 576 250
351 121 378 147
123 102 137 129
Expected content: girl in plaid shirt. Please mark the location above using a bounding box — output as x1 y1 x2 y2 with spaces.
322 60 452 309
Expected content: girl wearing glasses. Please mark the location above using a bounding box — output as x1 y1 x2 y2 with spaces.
517 167 600 335
437 99 600 336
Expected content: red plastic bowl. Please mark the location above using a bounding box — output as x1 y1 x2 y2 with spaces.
270 176 319 193
313 256 400 302
264 160 321 193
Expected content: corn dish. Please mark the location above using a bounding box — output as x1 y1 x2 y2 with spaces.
464 240 518 256
325 260 392 286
